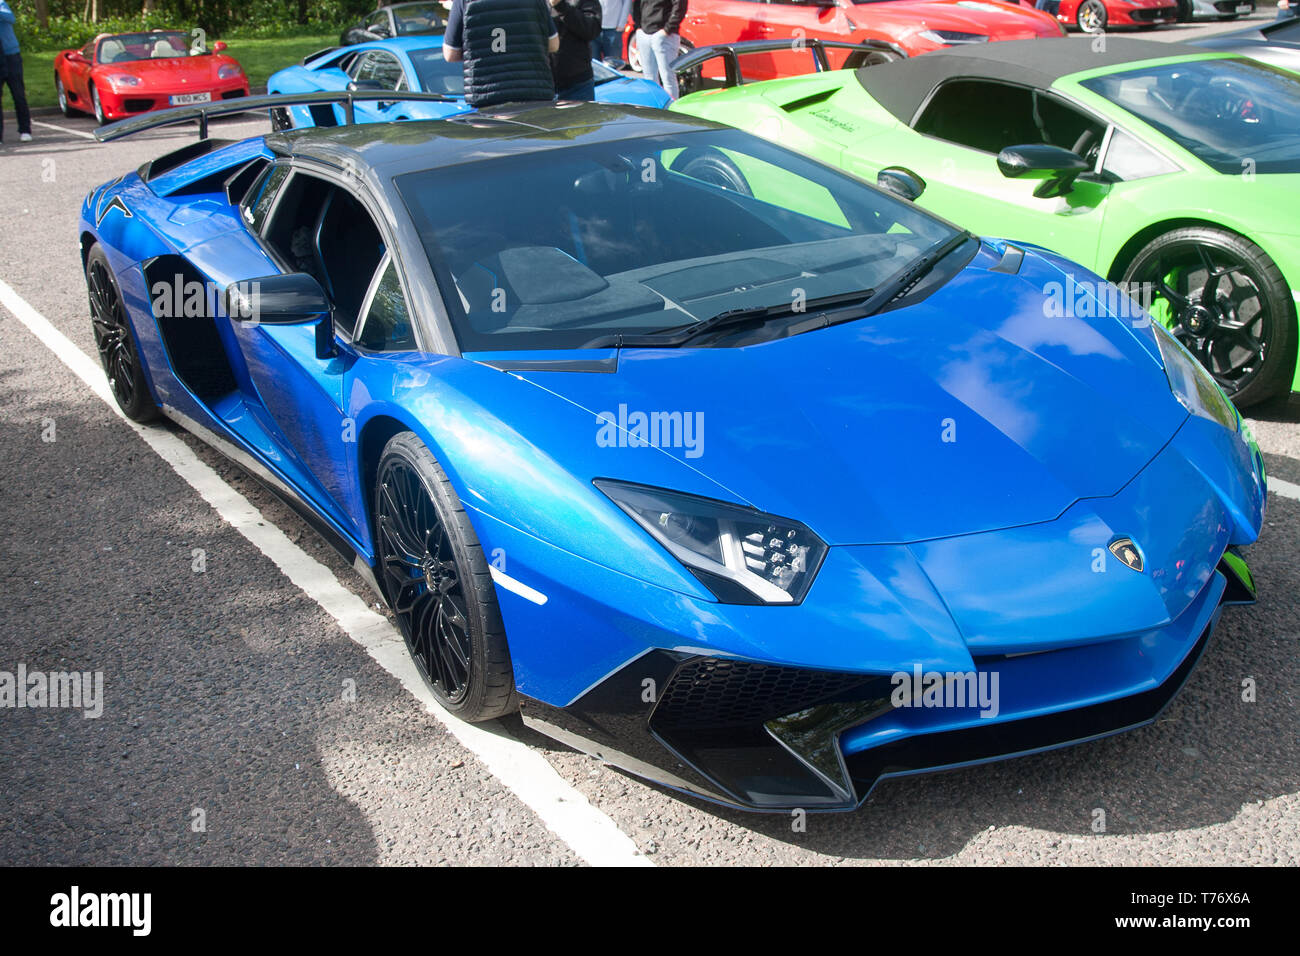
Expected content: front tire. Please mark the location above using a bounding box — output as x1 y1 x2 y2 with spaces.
1121 226 1297 407
85 244 160 423
374 433 516 721
1078 0 1108 32
90 84 107 126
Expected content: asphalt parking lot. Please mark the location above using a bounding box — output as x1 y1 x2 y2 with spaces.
2 14 1299 866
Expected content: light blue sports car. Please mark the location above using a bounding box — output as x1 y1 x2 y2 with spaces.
267 34 670 129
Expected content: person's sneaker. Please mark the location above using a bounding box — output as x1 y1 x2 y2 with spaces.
19 133 32 142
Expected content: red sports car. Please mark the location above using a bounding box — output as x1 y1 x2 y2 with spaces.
54 30 249 125
1005 0 1178 33
628 0 1065 78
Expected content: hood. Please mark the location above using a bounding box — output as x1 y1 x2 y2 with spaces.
497 244 1187 546
95 54 241 87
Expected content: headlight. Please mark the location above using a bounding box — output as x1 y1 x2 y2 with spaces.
105 73 141 87
218 64 243 80
917 30 989 44
595 480 827 605
1152 321 1238 431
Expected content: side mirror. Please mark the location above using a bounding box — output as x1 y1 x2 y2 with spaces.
212 40 228 53
225 273 337 359
996 144 1091 199
877 166 926 202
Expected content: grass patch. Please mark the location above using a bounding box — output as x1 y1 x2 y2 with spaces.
16 34 340 112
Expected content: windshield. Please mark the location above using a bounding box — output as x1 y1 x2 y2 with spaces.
407 46 463 95
1080 58 1300 174
97 31 196 63
396 129 960 351
393 2 447 32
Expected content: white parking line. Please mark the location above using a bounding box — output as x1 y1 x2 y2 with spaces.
1271 477 1300 502
30 119 100 141
0 275 651 868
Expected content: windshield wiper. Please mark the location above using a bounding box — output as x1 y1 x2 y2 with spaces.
823 230 975 327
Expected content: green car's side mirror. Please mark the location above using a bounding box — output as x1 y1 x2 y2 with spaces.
997 144 1092 199
877 166 926 202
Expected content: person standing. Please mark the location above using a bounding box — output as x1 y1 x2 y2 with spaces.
0 0 33 144
550 0 602 100
443 0 560 108
593 0 631 64
633 0 686 100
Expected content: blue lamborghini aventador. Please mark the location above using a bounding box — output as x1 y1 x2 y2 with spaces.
81 97 1266 811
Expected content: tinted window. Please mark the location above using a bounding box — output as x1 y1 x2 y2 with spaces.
357 258 417 351
356 52 405 90
244 164 290 233
1080 58 1300 174
396 129 959 352
916 80 1104 158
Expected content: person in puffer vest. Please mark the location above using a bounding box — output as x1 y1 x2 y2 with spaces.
444 0 560 108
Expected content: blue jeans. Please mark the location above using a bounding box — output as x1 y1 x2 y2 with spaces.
556 78 596 101
636 29 680 100
591 28 623 62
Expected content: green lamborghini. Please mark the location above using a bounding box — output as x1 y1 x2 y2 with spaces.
672 37 1300 406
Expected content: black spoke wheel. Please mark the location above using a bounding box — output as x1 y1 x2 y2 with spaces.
1122 226 1296 407
374 432 516 720
85 244 160 422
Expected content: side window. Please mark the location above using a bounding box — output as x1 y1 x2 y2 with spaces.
357 256 417 351
914 81 1105 161
261 172 388 337
1101 127 1180 182
243 164 291 233
915 81 1039 153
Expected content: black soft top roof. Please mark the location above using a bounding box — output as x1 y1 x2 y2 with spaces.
857 37 1211 125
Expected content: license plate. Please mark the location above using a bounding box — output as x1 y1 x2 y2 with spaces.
169 92 212 105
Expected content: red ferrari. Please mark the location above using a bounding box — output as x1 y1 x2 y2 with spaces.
1004 0 1177 33
54 30 249 125
628 0 1065 78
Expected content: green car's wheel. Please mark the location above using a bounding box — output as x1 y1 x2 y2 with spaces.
1122 227 1296 407
670 147 753 196
1078 0 1108 32
374 432 516 721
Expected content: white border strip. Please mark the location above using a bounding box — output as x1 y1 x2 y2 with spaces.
0 275 649 868
1271 477 1300 502
30 119 100 142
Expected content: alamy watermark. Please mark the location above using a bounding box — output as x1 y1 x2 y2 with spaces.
0 664 103 718
596 404 705 459
891 666 1000 719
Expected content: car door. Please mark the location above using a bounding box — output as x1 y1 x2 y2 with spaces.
841 78 1114 265
230 165 406 532
71 39 96 104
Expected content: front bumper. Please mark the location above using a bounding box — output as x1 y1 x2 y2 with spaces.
497 414 1264 812
98 80 249 121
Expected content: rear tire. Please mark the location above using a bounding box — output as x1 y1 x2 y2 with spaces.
670 147 753 196
1120 226 1296 407
85 244 160 423
374 432 516 721
55 74 76 117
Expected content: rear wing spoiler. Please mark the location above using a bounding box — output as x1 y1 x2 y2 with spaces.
672 38 906 91
93 90 462 143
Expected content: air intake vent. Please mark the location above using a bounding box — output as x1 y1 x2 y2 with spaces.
781 89 837 113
